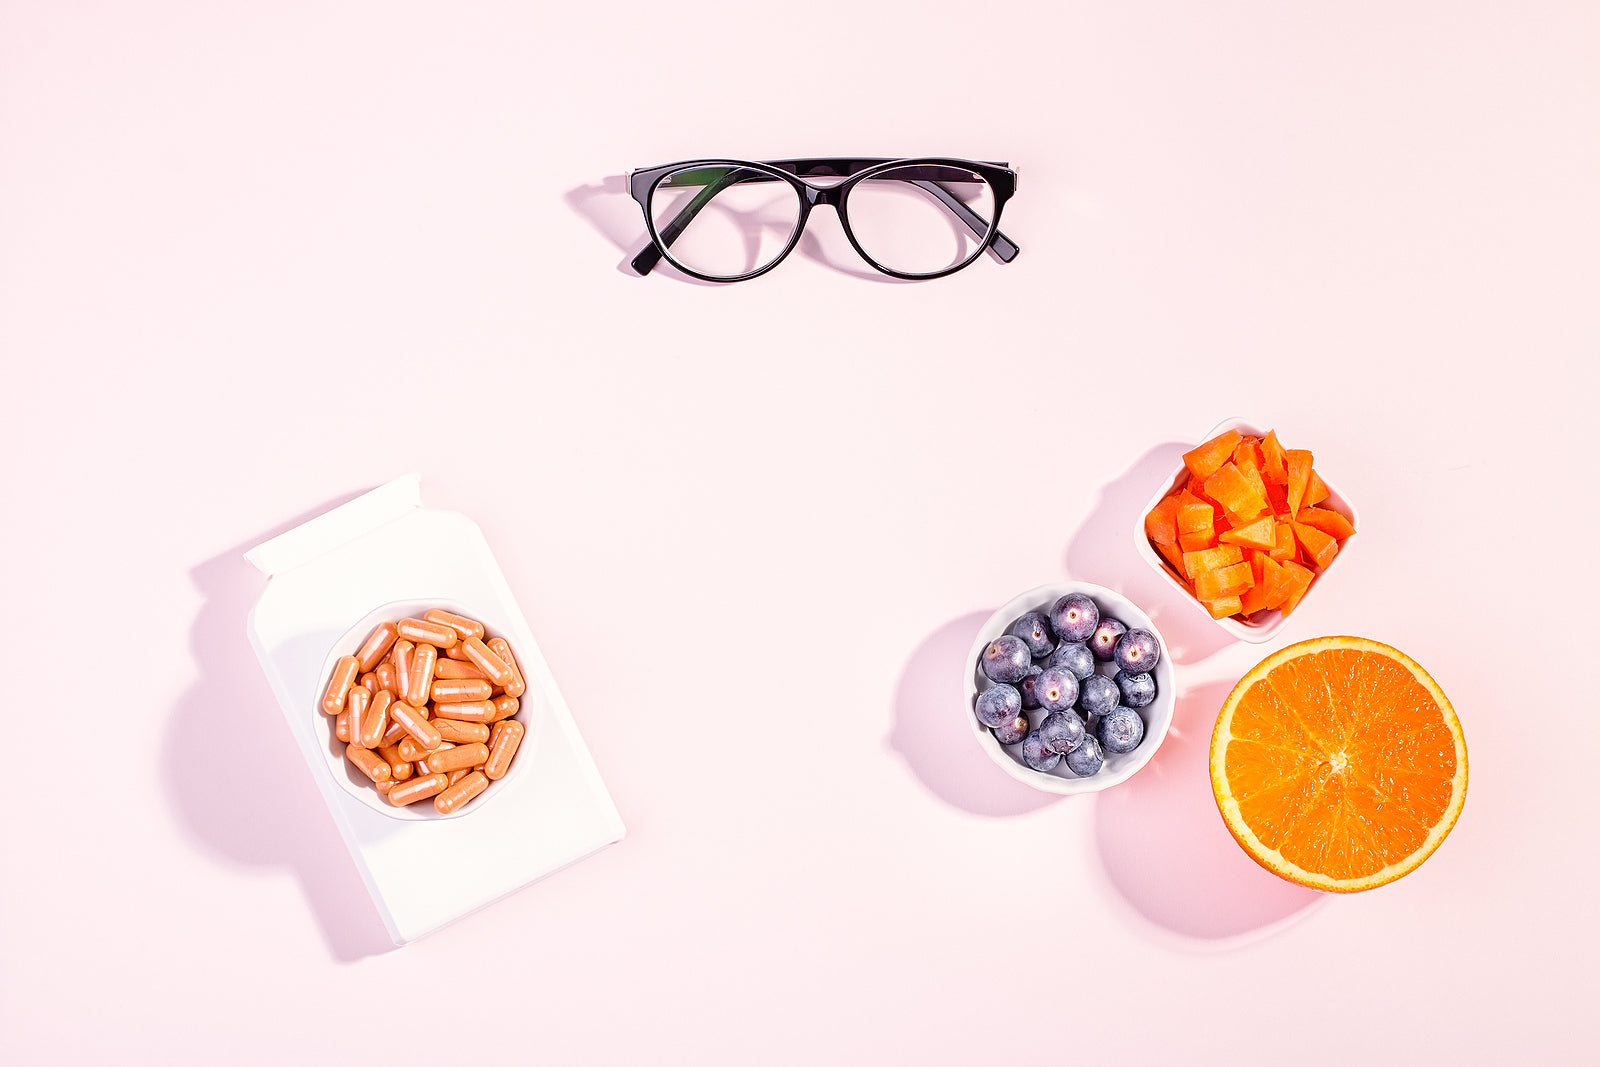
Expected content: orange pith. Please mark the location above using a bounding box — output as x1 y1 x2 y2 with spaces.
1210 637 1467 893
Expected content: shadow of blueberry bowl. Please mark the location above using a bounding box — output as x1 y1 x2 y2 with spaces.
963 581 1175 795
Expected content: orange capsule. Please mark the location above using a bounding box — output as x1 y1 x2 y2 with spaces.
431 677 493 703
460 636 514 686
320 656 359 715
406 643 438 708
423 608 485 642
433 659 488 680
391 640 414 703
486 638 526 699
359 671 378 692
389 700 441 751
398 734 443 761
443 640 472 661
346 684 372 745
489 695 519 722
346 743 391 783
416 742 454 775
377 744 413 780
431 698 494 723
434 770 488 814
335 708 351 743
374 661 397 695
485 719 525 780
359 689 393 750
428 742 489 774
448 768 471 786
382 718 408 746
388 772 448 807
432 718 490 744
396 617 458 649
354 622 399 673
375 779 394 795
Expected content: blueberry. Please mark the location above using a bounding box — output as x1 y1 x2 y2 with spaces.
1006 611 1056 657
1049 593 1100 643
1065 736 1104 776
1047 641 1096 681
1078 674 1121 717
1040 710 1087 754
993 714 1030 746
1114 670 1157 709
1097 706 1145 755
1113 629 1161 674
975 684 1021 728
1015 668 1042 710
1034 666 1080 713
1021 729 1063 772
1089 618 1127 661
980 635 1033 683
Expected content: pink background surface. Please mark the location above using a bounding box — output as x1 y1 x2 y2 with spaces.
4 1 1598 1062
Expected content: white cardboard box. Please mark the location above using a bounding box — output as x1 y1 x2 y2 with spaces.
244 474 625 944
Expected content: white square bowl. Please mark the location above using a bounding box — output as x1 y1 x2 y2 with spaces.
1133 417 1361 644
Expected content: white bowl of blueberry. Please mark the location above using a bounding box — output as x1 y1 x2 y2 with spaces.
965 582 1175 794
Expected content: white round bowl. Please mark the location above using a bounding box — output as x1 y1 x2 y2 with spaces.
963 581 1176 795
317 597 530 820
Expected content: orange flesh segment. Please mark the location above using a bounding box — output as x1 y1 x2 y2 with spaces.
1184 429 1243 480
1182 544 1244 580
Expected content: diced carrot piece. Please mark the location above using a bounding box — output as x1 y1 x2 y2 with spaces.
1264 480 1288 514
1155 537 1188 578
1194 561 1253 601
1292 522 1340 569
1304 469 1330 507
1176 489 1213 533
1276 561 1315 615
1269 521 1296 563
1218 515 1276 551
1297 506 1355 540
1184 429 1243 480
1239 576 1272 615
1204 595 1243 619
1258 555 1291 609
1285 449 1314 517
1202 463 1269 523
1181 544 1244 580
1144 493 1182 545
1187 474 1223 510
1178 530 1214 553
1260 430 1288 485
1234 444 1268 501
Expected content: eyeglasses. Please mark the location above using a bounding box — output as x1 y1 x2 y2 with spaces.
626 157 1019 282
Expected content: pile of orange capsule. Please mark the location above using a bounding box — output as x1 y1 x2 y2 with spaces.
319 609 527 815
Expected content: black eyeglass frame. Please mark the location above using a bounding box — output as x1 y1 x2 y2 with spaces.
626 157 1020 283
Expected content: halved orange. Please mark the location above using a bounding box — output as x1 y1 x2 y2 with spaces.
1210 637 1467 892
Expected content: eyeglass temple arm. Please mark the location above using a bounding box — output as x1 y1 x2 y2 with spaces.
631 169 1019 276
910 180 1020 263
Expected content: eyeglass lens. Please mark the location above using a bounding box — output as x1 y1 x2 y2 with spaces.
844 165 996 276
649 167 803 278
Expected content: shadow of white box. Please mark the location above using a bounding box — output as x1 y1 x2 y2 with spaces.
245 474 625 945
